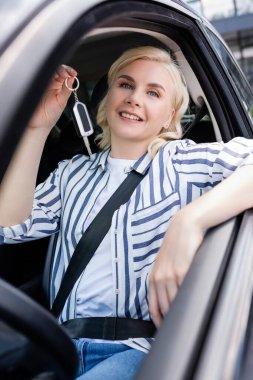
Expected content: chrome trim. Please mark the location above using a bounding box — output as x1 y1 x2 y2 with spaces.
153 0 199 19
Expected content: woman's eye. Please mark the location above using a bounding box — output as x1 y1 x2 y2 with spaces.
120 82 132 89
148 90 159 98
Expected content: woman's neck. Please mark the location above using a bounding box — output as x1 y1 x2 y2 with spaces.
110 139 148 160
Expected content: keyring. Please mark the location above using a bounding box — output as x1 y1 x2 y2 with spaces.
64 76 79 91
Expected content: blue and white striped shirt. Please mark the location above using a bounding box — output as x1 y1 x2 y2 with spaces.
1 137 253 353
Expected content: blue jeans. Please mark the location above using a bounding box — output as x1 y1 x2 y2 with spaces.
73 339 146 380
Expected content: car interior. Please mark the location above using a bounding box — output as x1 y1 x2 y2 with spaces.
39 28 218 180
1 1 253 379
1 26 220 293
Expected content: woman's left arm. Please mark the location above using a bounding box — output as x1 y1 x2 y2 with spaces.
149 164 253 327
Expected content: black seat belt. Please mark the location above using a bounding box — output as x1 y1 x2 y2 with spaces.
51 169 147 318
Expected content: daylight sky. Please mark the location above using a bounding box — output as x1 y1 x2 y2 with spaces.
186 0 253 19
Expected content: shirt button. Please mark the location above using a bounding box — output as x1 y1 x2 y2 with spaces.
115 289 120 294
114 230 118 235
114 258 119 263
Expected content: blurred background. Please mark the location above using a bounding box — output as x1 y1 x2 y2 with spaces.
185 0 253 88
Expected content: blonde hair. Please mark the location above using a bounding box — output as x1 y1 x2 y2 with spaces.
96 46 189 157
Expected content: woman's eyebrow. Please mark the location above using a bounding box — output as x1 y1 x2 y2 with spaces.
148 83 166 92
118 74 135 82
118 75 166 92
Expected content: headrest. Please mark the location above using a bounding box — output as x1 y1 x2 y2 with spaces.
90 74 108 120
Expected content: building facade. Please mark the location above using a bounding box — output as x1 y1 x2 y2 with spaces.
186 0 253 87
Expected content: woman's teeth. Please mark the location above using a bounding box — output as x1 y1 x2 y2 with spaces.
120 112 141 121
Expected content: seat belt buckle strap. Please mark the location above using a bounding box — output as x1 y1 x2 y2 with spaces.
103 316 117 340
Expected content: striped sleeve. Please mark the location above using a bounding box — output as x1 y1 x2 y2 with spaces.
167 137 253 205
0 159 70 244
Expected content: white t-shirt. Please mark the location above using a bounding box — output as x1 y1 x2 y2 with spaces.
75 155 136 318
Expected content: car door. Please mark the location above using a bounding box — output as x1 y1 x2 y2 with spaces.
136 210 253 380
0 0 253 378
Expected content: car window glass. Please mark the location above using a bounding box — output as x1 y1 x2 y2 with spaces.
204 27 253 123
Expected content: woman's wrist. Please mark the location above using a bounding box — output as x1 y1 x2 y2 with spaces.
173 204 207 236
25 124 52 142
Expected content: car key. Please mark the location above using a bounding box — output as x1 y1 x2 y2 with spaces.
65 76 94 156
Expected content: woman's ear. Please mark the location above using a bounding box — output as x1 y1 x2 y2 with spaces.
163 108 175 130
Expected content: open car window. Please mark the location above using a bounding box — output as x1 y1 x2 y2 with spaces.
1 0 253 299
2 0 253 180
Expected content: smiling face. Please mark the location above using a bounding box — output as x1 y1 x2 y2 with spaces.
105 59 175 158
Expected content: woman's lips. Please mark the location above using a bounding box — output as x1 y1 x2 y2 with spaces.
119 111 143 122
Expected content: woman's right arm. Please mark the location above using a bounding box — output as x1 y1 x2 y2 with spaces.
0 65 77 227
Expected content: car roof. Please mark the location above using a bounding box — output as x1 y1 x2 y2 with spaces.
0 0 215 52
0 0 49 51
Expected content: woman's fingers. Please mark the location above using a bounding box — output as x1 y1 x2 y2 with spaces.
148 279 162 328
52 65 78 109
148 262 193 326
52 65 78 95
166 277 178 305
56 64 77 81
28 64 78 130
149 268 179 327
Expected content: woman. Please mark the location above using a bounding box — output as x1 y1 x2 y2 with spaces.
0 46 253 379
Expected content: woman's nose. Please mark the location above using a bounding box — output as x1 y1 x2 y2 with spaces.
125 90 142 107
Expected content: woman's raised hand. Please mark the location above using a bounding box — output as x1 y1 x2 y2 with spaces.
0 65 78 227
28 65 78 131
